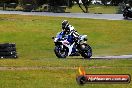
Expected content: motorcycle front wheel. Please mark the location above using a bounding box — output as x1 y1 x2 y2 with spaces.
54 45 68 58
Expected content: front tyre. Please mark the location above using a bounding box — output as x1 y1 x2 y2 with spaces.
80 44 92 59
54 45 68 58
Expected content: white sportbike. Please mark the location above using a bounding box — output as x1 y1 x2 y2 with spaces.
52 32 92 59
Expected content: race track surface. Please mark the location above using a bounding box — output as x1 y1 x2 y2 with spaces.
0 10 126 20
92 55 132 59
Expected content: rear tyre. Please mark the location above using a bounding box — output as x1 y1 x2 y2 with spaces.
54 45 68 58
80 44 92 59
123 13 128 19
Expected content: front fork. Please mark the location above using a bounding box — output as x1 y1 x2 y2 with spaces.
60 45 64 50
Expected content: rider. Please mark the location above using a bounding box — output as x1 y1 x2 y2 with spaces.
61 20 80 44
124 4 131 11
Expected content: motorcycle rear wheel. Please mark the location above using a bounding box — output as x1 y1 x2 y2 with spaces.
80 44 92 59
123 13 128 19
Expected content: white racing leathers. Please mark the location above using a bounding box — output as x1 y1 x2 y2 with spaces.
66 25 80 38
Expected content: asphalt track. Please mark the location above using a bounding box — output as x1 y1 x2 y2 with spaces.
0 10 132 59
92 55 132 59
0 10 126 20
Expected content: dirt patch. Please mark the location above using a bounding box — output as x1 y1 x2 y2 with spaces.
0 66 131 71
0 66 77 71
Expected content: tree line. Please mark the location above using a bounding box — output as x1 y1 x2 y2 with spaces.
0 0 132 12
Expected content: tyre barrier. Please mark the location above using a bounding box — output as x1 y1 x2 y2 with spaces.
0 43 18 58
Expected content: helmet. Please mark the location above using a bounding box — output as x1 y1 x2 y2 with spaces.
62 20 69 29
126 4 130 7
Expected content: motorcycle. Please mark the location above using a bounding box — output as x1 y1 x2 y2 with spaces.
52 32 92 59
123 7 132 19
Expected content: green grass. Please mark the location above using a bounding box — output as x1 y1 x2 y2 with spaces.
66 5 118 14
0 68 131 88
0 14 132 88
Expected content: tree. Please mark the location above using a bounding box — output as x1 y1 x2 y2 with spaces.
36 0 47 6
0 0 18 10
110 0 124 6
101 0 111 5
47 0 73 7
74 0 92 13
19 0 36 11
128 0 132 6
0 0 18 3
100 0 128 6
46 0 74 12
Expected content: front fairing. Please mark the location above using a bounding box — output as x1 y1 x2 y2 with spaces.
55 32 69 42
56 32 63 39
54 32 67 45
54 32 64 43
